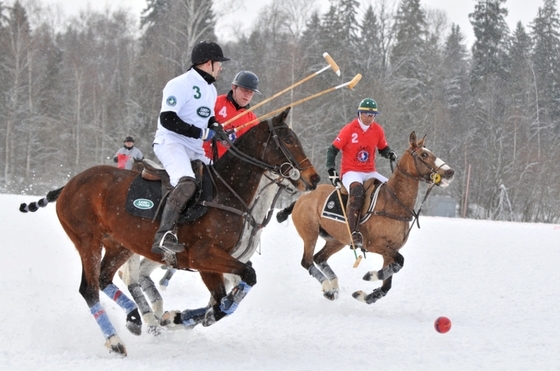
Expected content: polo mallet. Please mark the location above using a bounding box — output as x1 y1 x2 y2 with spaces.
334 185 363 268
234 73 363 132
221 52 341 126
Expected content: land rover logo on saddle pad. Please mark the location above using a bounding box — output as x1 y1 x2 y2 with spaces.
133 198 154 210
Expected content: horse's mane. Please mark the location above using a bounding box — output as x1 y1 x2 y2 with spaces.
215 118 273 166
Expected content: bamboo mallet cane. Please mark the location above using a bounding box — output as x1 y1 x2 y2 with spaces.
234 73 362 133
334 185 363 268
221 52 341 126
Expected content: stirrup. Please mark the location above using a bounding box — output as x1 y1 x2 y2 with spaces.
351 231 363 249
152 231 184 254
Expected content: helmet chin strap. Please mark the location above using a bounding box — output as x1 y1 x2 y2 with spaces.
210 61 218 79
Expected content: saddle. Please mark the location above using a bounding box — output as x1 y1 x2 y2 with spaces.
321 178 383 223
125 159 213 223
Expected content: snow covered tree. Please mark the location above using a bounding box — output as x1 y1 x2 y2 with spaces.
1 1 31 188
388 0 429 135
469 0 510 86
530 0 560 137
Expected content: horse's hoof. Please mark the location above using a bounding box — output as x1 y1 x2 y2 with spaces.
362 270 379 282
352 290 368 303
147 325 163 336
353 289 386 304
105 335 127 357
126 308 142 336
323 290 339 301
160 310 181 327
276 210 289 223
320 280 338 301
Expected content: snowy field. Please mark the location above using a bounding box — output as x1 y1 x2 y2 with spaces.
1 193 559 370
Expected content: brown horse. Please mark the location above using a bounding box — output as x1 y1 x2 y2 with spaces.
118 166 300 336
276 131 454 304
19 109 320 356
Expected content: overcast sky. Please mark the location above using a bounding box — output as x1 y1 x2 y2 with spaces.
37 0 543 47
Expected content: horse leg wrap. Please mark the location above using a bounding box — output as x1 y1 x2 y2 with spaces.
159 268 176 288
139 276 164 319
219 281 252 315
180 306 210 328
128 283 152 316
308 265 327 283
365 288 387 304
202 282 250 328
318 262 337 281
376 262 402 281
139 276 162 305
102 283 137 314
90 302 117 339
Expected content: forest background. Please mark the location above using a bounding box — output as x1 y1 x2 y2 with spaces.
1 0 559 223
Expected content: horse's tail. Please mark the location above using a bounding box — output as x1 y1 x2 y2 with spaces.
19 187 64 213
276 201 296 223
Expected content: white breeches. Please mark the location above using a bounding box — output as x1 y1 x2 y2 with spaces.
341 170 388 191
153 141 209 186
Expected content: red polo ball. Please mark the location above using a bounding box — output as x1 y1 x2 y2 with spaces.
434 316 452 333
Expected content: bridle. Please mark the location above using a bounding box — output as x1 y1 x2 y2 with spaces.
219 120 315 189
204 120 312 259
376 145 448 233
396 146 446 186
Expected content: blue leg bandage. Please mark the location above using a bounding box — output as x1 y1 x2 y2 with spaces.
90 302 117 339
103 283 137 314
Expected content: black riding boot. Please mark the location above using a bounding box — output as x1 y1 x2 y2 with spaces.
151 177 197 255
346 182 365 249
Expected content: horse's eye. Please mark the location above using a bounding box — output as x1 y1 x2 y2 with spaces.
283 136 294 145
421 152 428 158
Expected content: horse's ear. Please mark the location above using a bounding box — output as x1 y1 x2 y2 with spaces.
409 131 417 148
281 107 291 123
418 134 426 147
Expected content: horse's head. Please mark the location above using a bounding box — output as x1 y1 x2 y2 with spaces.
398 131 455 187
261 108 321 191
232 108 320 191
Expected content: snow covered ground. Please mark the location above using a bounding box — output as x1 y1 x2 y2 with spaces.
1 193 559 370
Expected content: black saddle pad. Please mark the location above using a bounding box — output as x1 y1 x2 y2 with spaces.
321 190 348 222
125 165 213 223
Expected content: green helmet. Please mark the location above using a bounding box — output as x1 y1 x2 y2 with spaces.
357 98 379 114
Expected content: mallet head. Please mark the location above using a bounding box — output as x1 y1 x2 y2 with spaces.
323 52 341 76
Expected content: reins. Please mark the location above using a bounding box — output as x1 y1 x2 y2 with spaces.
216 120 310 182
371 145 443 240
203 119 307 232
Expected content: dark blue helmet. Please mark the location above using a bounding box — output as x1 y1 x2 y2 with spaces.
232 71 261 95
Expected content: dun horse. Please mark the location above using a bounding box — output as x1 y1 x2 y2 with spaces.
276 131 454 304
20 109 320 356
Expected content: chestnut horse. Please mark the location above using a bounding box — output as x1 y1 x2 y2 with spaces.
19 109 320 356
276 132 454 304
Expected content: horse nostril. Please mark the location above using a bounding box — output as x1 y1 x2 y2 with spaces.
312 174 321 186
446 169 455 177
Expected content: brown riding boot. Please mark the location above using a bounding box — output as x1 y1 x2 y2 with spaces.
346 182 365 249
152 177 198 255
